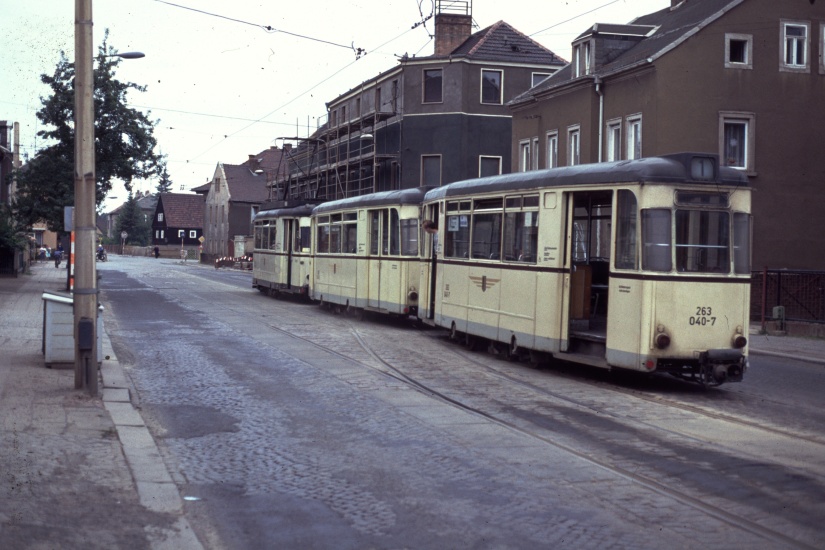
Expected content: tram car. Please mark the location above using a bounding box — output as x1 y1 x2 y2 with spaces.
252 203 315 297
420 153 751 386
312 187 432 316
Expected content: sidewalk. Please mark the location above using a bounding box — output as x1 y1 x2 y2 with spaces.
0 261 201 549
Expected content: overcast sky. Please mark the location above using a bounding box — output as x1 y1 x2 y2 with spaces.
0 0 669 211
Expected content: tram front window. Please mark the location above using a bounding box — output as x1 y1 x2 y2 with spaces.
642 209 672 272
675 210 730 273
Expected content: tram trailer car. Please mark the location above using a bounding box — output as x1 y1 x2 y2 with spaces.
420 153 751 386
253 203 315 297
312 187 433 316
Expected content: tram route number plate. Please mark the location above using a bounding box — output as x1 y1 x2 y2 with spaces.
690 306 716 326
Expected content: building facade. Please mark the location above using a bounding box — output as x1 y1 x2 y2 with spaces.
274 1 565 202
151 193 205 247
509 0 825 270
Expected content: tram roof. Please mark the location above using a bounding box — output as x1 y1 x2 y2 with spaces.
313 186 435 214
424 154 748 201
254 203 316 221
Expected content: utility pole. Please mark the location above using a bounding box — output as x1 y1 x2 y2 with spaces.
74 0 98 395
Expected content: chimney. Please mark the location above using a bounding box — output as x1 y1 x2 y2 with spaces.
434 1 473 56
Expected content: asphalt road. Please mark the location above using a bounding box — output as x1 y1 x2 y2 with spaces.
99 256 825 550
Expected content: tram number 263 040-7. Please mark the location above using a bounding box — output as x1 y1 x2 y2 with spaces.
690 306 716 326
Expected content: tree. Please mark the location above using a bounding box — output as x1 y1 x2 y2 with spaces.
0 204 29 252
115 192 151 246
156 162 173 195
13 31 162 233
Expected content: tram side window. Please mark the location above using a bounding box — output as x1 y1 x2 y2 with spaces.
615 190 638 270
370 211 379 255
400 219 419 256
733 213 751 274
329 218 341 254
503 211 538 263
297 225 311 252
268 224 277 251
254 224 264 250
389 209 400 255
445 215 470 258
472 212 502 259
342 218 358 254
642 209 672 272
675 210 730 273
317 217 330 254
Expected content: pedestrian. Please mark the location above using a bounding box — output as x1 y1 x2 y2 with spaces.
154 246 160 259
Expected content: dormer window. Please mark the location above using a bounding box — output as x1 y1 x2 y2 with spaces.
572 41 592 77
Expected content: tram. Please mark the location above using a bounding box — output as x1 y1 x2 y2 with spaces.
312 187 432 316
420 153 751 386
252 203 315 297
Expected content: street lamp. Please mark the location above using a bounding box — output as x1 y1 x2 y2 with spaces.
73 0 144 395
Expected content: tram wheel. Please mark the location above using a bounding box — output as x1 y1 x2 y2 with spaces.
464 333 483 351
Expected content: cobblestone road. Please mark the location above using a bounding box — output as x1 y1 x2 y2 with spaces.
101 257 825 549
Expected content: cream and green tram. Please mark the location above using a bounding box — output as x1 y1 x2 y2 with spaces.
312 187 432 316
420 153 751 385
252 203 315 297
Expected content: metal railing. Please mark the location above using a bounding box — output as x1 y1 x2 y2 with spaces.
752 268 825 325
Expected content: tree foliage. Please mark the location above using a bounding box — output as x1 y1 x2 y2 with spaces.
115 192 151 246
156 162 173 195
0 204 29 252
13 31 162 233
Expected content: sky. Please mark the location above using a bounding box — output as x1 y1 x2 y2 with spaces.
0 0 670 212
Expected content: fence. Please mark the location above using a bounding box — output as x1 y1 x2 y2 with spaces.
751 269 825 326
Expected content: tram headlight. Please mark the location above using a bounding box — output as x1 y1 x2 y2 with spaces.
408 289 418 302
732 335 747 349
654 327 671 350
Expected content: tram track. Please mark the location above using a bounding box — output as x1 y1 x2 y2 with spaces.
248 307 819 549
148 268 823 548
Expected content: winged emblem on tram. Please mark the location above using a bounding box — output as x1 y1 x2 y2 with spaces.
469 275 500 292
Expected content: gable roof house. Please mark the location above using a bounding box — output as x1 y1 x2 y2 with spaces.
508 0 825 271
193 157 270 259
274 1 566 202
151 193 205 247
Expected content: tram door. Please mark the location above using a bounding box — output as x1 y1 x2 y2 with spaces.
563 191 613 350
367 210 386 309
284 219 295 289
422 203 439 320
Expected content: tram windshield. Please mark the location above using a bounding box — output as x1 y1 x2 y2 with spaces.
640 207 749 274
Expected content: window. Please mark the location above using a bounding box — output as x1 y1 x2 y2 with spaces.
316 216 330 254
719 111 755 172
567 126 580 166
479 156 502 177
268 223 277 250
178 230 184 238
375 87 382 112
341 213 358 254
421 155 441 186
400 219 419 256
481 69 503 104
573 45 581 78
503 195 539 263
546 132 558 168
518 141 531 172
391 79 399 112
733 213 751 275
471 199 503 259
615 190 638 270
782 21 809 71
423 69 443 103
725 33 753 69
606 120 621 162
675 210 730 273
158 213 164 222
189 230 197 239
642 209 671 272
584 41 591 75
626 115 642 160
445 202 471 259
532 138 540 170
532 72 551 87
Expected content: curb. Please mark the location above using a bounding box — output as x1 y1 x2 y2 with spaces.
748 347 825 367
99 331 204 549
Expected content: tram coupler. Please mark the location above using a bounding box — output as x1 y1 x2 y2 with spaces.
700 349 746 384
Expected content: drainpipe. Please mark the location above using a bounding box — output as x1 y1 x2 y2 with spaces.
594 76 604 163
